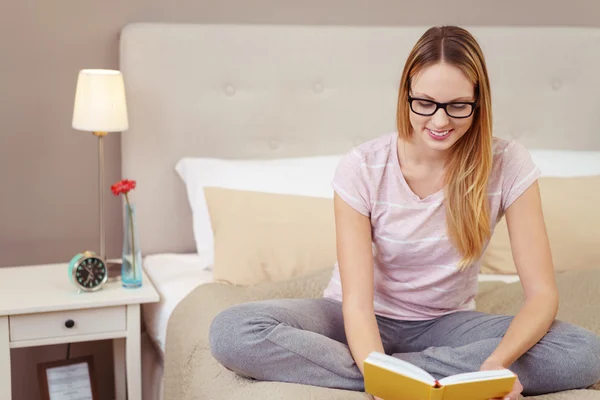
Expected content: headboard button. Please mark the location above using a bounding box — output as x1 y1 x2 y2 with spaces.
313 82 323 93
224 84 236 96
552 79 562 91
268 139 280 150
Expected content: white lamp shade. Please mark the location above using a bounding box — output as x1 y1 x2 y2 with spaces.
72 69 129 132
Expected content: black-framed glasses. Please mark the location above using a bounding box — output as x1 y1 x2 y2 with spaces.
408 95 477 119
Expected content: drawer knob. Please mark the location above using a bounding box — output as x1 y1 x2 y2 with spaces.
65 319 75 329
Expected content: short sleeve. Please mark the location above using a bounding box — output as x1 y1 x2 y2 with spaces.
500 141 542 211
331 150 372 217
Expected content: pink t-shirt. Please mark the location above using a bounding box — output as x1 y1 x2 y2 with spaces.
322 132 541 320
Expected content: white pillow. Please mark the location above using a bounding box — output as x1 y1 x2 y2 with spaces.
175 155 343 266
529 149 600 177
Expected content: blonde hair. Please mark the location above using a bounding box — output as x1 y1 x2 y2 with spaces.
397 26 493 271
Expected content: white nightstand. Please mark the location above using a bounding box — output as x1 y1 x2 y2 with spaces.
0 262 159 400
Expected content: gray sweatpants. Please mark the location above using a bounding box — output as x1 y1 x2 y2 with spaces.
209 297 600 396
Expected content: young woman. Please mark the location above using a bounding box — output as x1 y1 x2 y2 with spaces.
209 26 600 400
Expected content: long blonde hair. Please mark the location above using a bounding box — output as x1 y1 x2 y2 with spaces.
397 26 493 270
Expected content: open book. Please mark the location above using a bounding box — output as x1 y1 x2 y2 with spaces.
363 351 516 400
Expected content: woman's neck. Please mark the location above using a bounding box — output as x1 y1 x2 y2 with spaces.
399 135 448 171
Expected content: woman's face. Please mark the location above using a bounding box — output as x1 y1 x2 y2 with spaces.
408 62 476 153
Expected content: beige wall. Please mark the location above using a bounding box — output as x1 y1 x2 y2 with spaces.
3 1 599 399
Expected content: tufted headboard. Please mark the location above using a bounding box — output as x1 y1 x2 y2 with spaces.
119 23 600 255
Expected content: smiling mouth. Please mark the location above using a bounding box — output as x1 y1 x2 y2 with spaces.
427 128 452 137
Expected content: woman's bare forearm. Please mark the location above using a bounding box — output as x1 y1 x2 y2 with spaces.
333 193 383 375
343 306 385 375
484 291 558 368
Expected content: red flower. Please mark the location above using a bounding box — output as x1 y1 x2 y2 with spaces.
112 178 139 281
111 179 137 196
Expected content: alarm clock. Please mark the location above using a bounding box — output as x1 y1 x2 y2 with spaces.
68 251 108 292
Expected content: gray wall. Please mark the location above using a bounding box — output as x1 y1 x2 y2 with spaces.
3 1 599 399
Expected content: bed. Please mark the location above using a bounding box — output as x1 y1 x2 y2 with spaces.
140 253 213 400
117 23 600 400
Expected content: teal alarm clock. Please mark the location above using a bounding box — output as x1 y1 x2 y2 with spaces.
68 251 108 292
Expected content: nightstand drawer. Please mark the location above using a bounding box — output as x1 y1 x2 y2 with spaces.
9 306 126 342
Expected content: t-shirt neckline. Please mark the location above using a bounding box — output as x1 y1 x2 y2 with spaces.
391 133 445 203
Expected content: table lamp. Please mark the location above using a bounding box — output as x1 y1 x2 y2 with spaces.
72 69 129 262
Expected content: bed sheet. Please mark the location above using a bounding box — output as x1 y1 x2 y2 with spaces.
142 253 214 354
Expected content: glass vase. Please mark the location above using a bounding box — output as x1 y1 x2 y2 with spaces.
121 202 143 288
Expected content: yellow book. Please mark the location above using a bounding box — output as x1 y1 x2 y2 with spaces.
364 351 516 400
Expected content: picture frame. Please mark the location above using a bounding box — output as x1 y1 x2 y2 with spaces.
37 355 99 400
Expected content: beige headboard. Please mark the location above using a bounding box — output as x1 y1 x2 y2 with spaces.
119 23 600 255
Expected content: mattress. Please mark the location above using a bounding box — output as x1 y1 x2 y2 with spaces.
163 266 600 400
142 253 214 353
140 253 519 400
141 253 519 354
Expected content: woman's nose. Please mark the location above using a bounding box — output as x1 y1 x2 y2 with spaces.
431 107 450 128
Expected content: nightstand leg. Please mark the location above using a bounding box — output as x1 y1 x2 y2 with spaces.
126 304 142 400
0 316 11 400
113 337 126 400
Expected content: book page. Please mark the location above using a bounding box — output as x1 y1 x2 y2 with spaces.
365 352 436 385
438 369 515 385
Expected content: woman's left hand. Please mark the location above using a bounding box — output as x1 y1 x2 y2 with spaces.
479 360 523 400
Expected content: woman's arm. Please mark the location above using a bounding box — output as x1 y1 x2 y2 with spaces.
333 193 385 375
482 181 559 369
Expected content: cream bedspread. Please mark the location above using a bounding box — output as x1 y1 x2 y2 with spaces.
163 268 600 400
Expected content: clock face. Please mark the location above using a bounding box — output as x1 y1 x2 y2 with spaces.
74 257 107 290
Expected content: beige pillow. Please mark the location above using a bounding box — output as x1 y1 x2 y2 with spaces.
203 187 337 286
481 175 600 274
